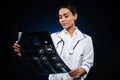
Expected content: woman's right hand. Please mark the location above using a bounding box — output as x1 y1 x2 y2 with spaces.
12 41 22 57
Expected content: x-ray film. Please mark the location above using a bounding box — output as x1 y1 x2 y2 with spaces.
18 31 70 74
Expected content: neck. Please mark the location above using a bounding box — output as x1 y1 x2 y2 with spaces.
66 26 76 37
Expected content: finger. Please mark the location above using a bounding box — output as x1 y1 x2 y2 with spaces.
13 43 20 48
13 45 20 52
15 42 20 47
14 50 22 56
15 41 18 43
69 71 80 77
69 72 81 78
69 69 82 78
69 71 81 78
69 68 80 75
17 53 22 56
69 68 78 73
14 49 20 53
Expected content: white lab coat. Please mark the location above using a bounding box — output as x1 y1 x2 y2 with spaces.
49 28 94 80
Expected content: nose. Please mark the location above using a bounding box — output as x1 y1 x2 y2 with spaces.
60 17 66 22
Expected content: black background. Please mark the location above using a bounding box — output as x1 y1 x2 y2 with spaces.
1 0 119 80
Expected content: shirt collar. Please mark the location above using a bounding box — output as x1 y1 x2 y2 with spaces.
57 27 85 41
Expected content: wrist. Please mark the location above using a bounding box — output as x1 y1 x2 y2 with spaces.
79 67 86 76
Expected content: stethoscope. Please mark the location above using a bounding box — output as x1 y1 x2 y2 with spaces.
56 36 81 55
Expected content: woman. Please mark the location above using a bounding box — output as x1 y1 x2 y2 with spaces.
13 4 94 80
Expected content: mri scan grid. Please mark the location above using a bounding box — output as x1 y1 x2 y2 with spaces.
19 31 70 74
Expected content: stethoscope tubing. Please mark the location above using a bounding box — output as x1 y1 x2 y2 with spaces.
56 34 86 55
57 38 81 55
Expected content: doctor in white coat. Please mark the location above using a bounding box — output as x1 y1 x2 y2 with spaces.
13 4 94 80
49 4 94 80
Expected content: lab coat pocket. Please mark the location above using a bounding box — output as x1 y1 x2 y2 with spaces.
75 53 84 67
71 52 84 68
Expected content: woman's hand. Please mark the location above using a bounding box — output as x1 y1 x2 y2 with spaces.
69 67 86 78
12 41 22 57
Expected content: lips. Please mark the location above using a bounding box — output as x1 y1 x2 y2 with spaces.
61 23 67 26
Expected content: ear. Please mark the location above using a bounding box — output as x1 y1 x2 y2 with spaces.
74 13 78 21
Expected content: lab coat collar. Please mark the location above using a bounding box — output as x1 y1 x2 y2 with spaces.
57 27 86 41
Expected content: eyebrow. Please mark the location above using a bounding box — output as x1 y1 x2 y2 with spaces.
59 13 69 16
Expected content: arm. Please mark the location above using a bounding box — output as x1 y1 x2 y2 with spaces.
80 36 94 74
69 36 94 78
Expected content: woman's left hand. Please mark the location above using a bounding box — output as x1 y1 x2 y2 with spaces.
69 67 86 78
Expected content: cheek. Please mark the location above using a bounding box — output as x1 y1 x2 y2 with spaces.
68 17 75 23
68 20 74 25
59 19 62 24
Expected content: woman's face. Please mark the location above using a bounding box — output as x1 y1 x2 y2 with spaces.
59 8 77 30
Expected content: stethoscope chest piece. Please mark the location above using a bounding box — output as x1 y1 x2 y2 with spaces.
68 50 74 55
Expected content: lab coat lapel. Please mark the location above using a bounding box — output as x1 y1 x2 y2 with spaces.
57 29 86 45
57 30 66 41
76 29 86 41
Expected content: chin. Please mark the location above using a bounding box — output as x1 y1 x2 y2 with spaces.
62 26 69 29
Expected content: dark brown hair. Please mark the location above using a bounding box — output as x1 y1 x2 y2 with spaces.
59 4 77 16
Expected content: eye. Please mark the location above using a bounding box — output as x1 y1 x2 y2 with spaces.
59 16 62 19
64 15 69 18
59 15 62 19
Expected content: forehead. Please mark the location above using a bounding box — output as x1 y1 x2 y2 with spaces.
59 8 71 15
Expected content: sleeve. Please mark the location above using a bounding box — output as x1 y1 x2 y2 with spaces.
51 33 58 48
80 36 94 76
